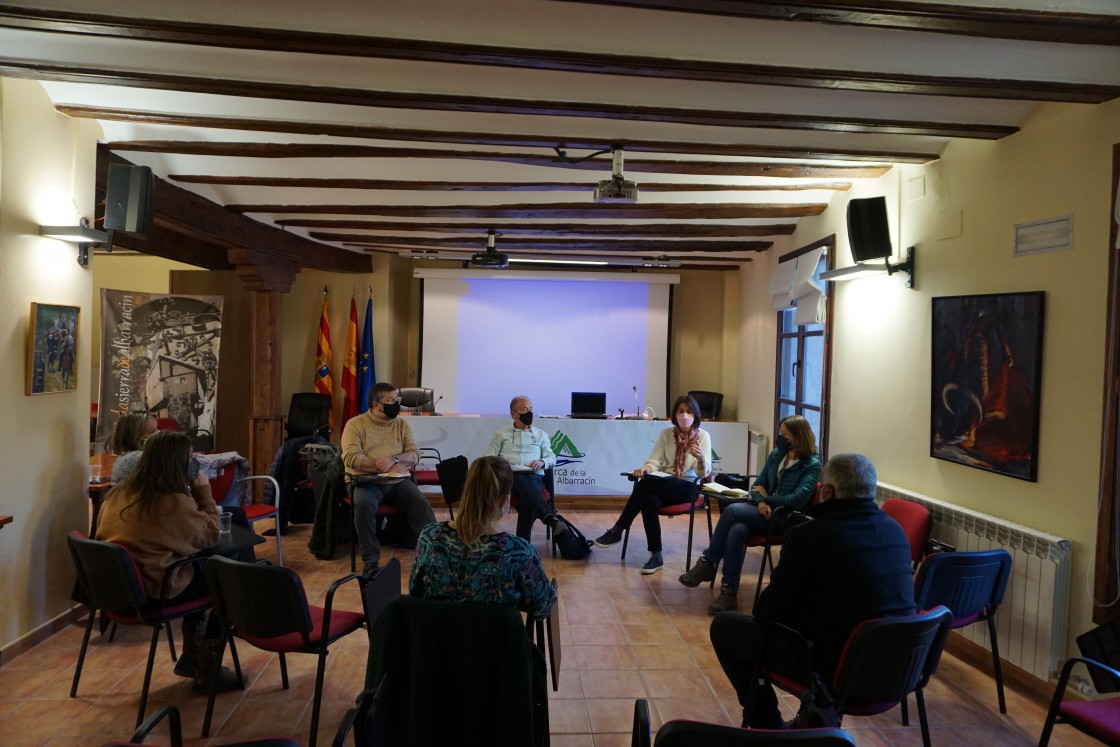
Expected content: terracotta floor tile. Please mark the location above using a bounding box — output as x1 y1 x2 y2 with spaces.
2 510 1079 746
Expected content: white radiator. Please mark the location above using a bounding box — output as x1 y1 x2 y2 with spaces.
877 482 1072 681
748 431 769 477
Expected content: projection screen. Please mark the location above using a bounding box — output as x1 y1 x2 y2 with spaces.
416 269 676 417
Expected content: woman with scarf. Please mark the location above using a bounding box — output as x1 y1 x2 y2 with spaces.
678 415 821 615
593 395 711 575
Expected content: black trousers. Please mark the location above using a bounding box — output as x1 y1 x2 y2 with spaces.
512 472 554 540
613 476 695 553
710 612 783 729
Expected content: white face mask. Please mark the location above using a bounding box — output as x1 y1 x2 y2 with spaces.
500 500 510 518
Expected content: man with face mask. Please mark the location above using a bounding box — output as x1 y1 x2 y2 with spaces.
708 453 916 730
342 381 437 577
484 395 564 541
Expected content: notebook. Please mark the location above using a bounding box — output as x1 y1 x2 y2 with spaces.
570 391 608 419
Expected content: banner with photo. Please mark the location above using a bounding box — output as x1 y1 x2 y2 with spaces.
96 289 224 448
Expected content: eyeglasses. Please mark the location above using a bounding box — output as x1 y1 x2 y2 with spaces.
513 405 533 414
378 397 402 405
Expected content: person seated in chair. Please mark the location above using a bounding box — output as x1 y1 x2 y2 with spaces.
485 395 567 541
107 410 158 483
342 381 437 578
709 453 916 730
679 415 821 615
96 430 242 691
592 394 711 575
409 456 556 619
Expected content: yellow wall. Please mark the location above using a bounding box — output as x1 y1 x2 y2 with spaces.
737 99 1120 654
0 79 100 651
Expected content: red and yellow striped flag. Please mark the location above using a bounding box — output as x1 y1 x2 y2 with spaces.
314 293 336 433
340 296 359 431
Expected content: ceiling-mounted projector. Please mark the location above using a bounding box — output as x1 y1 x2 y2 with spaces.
593 147 638 203
471 229 509 268
470 251 509 268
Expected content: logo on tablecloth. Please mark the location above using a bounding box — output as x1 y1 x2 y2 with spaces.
550 431 585 466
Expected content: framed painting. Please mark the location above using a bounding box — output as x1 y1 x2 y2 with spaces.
930 291 1045 481
26 303 80 395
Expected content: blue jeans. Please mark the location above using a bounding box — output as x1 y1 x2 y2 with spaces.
703 502 772 589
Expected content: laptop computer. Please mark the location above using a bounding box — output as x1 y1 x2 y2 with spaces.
570 392 608 419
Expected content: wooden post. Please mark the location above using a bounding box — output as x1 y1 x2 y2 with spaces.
228 248 298 479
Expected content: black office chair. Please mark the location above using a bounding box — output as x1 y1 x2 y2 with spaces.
687 390 724 420
399 387 435 413
285 392 331 439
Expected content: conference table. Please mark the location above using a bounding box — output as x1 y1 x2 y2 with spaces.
405 415 752 498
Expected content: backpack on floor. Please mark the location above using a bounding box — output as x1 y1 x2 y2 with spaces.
553 514 593 560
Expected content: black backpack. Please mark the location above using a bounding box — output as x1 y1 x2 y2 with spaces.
552 515 593 560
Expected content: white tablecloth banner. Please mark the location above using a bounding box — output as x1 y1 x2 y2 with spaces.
406 416 751 497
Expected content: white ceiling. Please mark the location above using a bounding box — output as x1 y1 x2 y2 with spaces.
2 0 1118 269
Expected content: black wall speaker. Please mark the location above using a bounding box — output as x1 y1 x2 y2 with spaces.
847 196 892 262
104 164 155 233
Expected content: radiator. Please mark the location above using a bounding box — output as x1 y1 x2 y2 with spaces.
877 482 1072 681
748 431 769 477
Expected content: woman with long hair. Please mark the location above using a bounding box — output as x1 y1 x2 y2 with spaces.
409 455 556 619
96 430 240 690
107 410 158 482
593 395 712 575
678 415 822 614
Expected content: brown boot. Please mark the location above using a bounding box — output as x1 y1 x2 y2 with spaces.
191 637 246 693
707 583 738 615
678 556 717 588
172 620 202 678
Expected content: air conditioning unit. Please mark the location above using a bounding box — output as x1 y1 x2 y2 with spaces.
471 251 509 268
594 178 639 203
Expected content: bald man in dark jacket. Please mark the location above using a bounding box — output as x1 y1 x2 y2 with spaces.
710 453 916 729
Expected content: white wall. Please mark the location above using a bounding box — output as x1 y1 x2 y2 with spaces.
0 79 100 652
738 99 1120 656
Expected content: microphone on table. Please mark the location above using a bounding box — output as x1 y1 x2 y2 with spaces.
431 395 444 415
633 385 640 418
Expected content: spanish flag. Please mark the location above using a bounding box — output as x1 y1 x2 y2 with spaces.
314 291 335 432
340 296 359 431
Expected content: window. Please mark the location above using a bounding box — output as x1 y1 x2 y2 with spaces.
774 239 834 457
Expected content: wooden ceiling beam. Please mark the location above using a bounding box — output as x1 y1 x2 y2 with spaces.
109 141 893 178
315 234 773 252
168 175 852 192
59 106 936 164
94 147 371 274
229 202 826 219
0 60 1016 140
561 0 1120 46
1 6 1115 96
275 219 796 237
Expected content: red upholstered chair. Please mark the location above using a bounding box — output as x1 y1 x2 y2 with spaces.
345 494 404 573
620 475 710 570
510 466 557 543
67 531 210 728
739 483 820 607
413 446 442 486
155 416 180 432
102 703 305 746
746 607 953 747
210 467 285 565
914 549 1012 713
201 556 365 747
1039 657 1120 746
881 498 932 568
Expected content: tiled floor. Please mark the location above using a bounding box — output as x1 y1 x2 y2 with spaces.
0 509 1103 746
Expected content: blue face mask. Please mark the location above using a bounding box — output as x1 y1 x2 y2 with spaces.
187 456 201 481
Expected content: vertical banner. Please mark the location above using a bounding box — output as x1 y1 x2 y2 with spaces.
358 291 375 413
341 296 359 432
97 289 223 447
314 290 335 432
